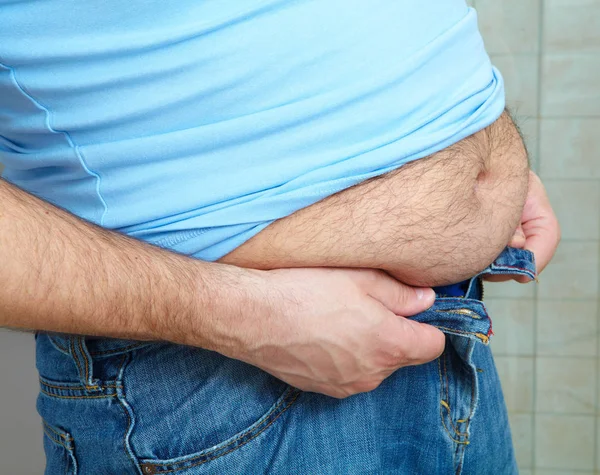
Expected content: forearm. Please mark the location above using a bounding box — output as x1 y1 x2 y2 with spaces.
0 178 247 350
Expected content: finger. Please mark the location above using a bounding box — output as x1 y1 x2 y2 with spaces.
508 225 526 249
483 273 533 284
350 269 436 316
393 317 446 366
521 172 561 275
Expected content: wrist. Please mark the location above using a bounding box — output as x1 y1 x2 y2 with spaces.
158 259 271 359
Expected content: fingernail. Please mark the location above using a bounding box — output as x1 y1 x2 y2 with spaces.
416 288 433 300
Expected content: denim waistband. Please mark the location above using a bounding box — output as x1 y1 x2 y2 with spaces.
46 247 536 361
412 247 536 344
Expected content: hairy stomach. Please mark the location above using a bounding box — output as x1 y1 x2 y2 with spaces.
219 111 530 287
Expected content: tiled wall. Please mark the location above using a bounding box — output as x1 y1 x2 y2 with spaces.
1 2 598 473
471 0 600 473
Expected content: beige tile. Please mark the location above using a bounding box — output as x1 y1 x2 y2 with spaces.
495 356 534 412
535 470 594 475
537 241 599 300
597 417 600 471
545 180 600 240
484 280 536 299
509 413 534 469
537 300 598 357
539 118 600 180
543 0 600 53
541 54 600 117
487 299 535 356
476 0 540 54
513 116 539 171
535 415 595 470
535 357 596 414
492 54 539 116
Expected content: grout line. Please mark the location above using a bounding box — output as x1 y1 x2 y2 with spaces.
595 236 600 472
535 238 600 243
496 354 599 361
486 296 600 302
532 0 544 469
511 410 598 417
539 177 600 183
538 115 600 119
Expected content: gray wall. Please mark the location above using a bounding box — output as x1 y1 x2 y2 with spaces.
0 165 45 472
0 330 45 474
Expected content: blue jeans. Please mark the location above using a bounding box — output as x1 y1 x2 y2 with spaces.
35 247 535 474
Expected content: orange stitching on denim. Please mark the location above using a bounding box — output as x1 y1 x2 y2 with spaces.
438 405 469 446
40 388 117 400
69 338 83 378
435 308 481 319
457 419 467 423
69 337 98 390
78 337 91 384
441 352 468 438
440 401 468 438
434 326 489 344
42 421 72 441
434 299 491 319
143 389 301 473
39 378 120 391
43 427 73 451
437 356 467 444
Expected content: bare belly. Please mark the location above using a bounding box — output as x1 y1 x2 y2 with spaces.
219 111 530 286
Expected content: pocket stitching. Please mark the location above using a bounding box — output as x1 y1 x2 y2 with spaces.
140 386 301 473
43 420 73 442
438 353 469 445
41 419 77 474
43 427 72 451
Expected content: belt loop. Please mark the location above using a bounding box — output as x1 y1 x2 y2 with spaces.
68 335 98 389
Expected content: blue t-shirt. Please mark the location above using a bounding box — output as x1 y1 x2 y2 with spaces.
0 0 504 261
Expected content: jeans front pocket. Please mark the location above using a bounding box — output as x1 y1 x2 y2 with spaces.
121 342 301 474
41 419 78 475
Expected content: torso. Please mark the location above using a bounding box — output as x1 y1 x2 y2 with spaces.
220 111 530 286
1 1 506 266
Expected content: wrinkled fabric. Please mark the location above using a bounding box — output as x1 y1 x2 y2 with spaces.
1 0 504 260
36 247 534 474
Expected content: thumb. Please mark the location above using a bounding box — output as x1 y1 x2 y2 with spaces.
395 317 446 366
351 269 435 316
509 224 526 249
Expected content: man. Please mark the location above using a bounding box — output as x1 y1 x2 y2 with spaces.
1 1 559 473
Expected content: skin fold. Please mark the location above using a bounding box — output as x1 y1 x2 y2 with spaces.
220 111 531 287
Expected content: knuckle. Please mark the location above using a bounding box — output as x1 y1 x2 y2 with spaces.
392 286 411 309
352 379 382 394
330 387 354 399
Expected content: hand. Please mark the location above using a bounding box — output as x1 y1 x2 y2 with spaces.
231 267 444 398
490 170 560 283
